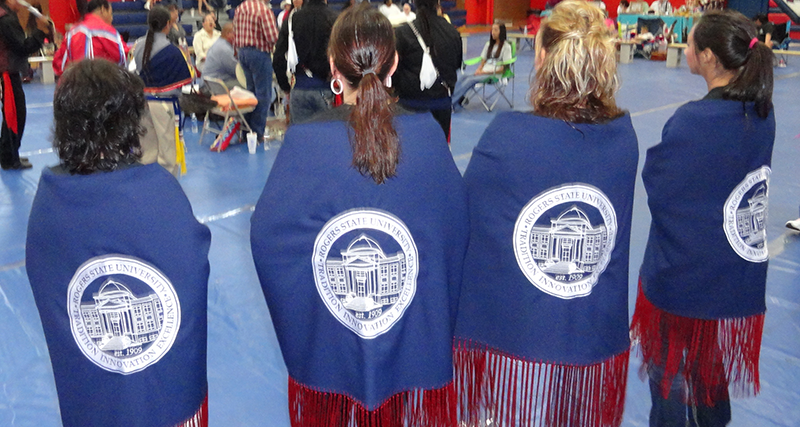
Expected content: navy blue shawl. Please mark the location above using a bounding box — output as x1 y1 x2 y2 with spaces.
640 99 775 319
250 112 469 409
454 112 639 365
26 163 210 427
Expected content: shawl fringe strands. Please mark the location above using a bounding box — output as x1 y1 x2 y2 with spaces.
177 394 209 427
288 377 456 427
453 340 629 427
630 282 764 406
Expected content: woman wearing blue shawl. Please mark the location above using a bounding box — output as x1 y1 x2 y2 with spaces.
631 11 775 427
453 2 638 426
133 5 193 176
26 59 210 427
250 4 468 426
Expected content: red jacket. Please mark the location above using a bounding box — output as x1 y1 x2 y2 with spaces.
53 13 128 76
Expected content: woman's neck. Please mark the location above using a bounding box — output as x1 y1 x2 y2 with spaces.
703 68 735 92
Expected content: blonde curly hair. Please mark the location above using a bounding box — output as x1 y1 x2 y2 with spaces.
531 0 622 123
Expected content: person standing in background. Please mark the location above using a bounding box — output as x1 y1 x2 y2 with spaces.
234 0 279 139
394 0 461 140
53 0 127 77
0 0 51 170
273 0 336 124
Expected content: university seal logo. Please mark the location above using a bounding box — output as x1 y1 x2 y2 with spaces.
724 166 771 263
513 184 617 299
312 209 419 339
67 255 181 374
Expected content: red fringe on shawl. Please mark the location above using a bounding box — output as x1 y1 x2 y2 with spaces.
175 394 209 427
630 281 764 406
453 340 629 427
288 377 456 427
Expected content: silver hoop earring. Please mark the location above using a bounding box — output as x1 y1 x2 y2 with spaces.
330 78 343 95
384 75 392 88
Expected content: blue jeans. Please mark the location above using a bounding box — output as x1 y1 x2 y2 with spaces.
647 360 731 427
451 74 492 107
289 88 333 124
238 47 273 136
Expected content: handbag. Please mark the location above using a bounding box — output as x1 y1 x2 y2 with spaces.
286 11 299 75
407 21 438 91
178 86 217 117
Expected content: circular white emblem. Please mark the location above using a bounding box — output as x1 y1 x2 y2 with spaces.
312 209 419 339
724 166 771 263
67 255 181 374
513 184 618 299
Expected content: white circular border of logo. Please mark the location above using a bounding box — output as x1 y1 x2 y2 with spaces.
67 255 181 375
513 184 618 299
723 165 771 263
312 209 419 339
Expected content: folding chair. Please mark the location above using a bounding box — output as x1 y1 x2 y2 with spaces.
773 21 791 67
199 77 255 148
462 40 517 112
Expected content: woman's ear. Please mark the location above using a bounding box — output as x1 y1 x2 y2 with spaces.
329 57 336 78
388 52 399 77
535 47 546 72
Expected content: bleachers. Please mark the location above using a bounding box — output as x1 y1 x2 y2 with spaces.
112 0 194 45
114 0 466 44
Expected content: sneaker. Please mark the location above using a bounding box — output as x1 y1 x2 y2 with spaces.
1 160 32 170
778 59 787 68
787 219 800 232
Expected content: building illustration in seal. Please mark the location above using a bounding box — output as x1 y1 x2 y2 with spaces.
736 184 767 247
528 205 609 277
326 234 407 313
80 278 163 356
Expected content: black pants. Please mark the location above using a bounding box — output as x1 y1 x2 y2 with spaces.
0 72 27 168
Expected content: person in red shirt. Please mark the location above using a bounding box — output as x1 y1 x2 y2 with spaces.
53 0 127 77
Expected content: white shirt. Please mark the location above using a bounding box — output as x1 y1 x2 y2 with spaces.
649 0 673 15
379 4 405 26
192 29 221 72
480 41 512 74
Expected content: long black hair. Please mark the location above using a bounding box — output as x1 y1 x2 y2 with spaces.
487 23 507 59
413 0 439 58
141 6 171 75
693 10 773 118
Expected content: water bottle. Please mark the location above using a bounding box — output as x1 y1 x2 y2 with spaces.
191 113 198 133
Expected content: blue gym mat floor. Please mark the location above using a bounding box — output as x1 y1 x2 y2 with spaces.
1 39 799 426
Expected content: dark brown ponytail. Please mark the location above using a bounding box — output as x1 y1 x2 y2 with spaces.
693 10 774 118
329 3 399 184
141 6 171 77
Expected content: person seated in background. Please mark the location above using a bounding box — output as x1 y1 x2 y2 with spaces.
753 14 775 47
132 6 193 175
203 23 240 88
401 2 415 22
522 8 542 34
451 22 512 109
166 4 186 46
26 58 211 427
192 13 220 72
623 0 650 14
379 0 404 25
649 0 672 15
